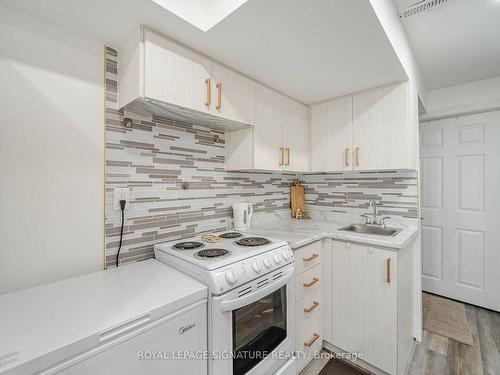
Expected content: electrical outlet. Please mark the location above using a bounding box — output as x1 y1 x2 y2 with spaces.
113 188 129 210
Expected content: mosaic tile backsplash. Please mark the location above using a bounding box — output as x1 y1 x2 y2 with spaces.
105 47 418 267
105 48 295 266
300 170 418 218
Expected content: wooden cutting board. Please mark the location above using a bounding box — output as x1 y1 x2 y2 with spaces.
290 181 305 218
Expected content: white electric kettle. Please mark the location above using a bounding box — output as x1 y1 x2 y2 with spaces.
232 202 253 231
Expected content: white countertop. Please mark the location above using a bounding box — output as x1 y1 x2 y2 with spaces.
249 211 418 250
0 259 207 375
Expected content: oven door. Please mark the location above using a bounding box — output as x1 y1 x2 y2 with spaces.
210 264 295 375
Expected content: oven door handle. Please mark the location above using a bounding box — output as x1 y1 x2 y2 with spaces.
219 269 294 312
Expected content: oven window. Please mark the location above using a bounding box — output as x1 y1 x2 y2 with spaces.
232 285 287 375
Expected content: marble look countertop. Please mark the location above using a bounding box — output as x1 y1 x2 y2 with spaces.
249 210 418 250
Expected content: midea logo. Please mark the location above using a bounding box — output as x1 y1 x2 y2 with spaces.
178 323 195 335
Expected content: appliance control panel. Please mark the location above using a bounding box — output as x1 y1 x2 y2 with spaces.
209 246 294 294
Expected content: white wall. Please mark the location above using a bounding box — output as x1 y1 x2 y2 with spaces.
0 6 104 294
422 76 500 120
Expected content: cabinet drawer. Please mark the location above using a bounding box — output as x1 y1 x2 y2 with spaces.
294 241 321 275
296 311 322 352
296 288 322 328
295 264 321 302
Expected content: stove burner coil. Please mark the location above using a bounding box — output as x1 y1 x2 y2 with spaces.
195 248 230 259
172 241 204 250
219 232 243 239
235 237 271 247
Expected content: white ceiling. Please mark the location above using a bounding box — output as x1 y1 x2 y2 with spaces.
150 0 250 31
394 0 500 90
0 0 407 104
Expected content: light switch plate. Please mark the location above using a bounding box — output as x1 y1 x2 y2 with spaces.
113 188 129 210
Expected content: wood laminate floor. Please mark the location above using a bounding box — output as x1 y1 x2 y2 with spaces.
300 302 500 375
408 303 500 375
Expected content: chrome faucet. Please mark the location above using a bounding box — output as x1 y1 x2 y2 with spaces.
361 200 390 227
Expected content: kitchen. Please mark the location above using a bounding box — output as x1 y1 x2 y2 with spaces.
1 1 499 375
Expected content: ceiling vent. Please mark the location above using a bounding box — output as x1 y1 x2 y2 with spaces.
399 0 452 19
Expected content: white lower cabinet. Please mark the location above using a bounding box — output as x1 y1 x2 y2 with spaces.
327 240 415 375
293 240 324 373
292 238 415 374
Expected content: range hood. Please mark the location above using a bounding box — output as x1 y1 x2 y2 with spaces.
123 97 251 132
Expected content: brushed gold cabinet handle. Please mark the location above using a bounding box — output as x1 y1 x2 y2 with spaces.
355 147 360 166
345 148 350 167
279 147 284 166
285 148 290 166
216 82 222 109
387 258 391 283
303 277 319 288
303 253 318 262
304 301 320 313
304 333 320 347
205 78 211 106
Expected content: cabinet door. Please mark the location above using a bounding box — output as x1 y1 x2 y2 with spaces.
211 63 254 125
352 82 408 170
143 29 212 114
253 84 283 170
310 97 353 172
331 241 397 374
282 97 308 172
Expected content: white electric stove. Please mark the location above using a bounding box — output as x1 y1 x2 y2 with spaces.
155 231 296 375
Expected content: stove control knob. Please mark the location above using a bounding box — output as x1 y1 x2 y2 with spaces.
225 270 238 285
263 256 272 268
273 254 281 264
252 261 261 273
282 250 291 261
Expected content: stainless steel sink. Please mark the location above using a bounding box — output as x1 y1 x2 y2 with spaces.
338 224 402 237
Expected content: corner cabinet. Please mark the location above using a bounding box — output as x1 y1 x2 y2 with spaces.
310 96 353 172
225 84 308 172
325 240 415 375
310 82 417 172
119 26 254 125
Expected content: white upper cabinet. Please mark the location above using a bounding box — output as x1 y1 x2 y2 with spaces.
225 84 308 172
119 26 254 127
253 84 283 170
352 82 408 170
143 29 212 114
282 96 308 172
211 62 254 125
310 96 353 172
120 27 417 173
309 81 415 172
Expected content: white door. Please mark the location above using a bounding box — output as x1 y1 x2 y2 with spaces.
282 97 308 172
143 29 212 114
253 84 283 170
331 241 397 374
310 96 353 172
352 82 408 170
211 62 254 125
420 111 500 311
